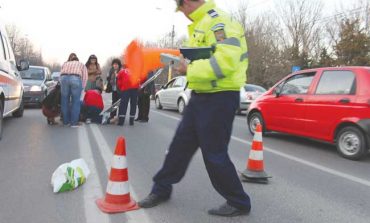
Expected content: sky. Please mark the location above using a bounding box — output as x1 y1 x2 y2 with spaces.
0 0 354 66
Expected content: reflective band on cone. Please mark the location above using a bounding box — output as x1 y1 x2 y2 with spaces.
106 181 130 195
253 132 262 142
112 155 127 169
248 150 263 161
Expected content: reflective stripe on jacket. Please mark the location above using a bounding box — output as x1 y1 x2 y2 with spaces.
185 0 248 93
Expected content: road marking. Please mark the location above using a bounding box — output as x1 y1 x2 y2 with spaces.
78 126 111 223
151 110 180 121
89 124 153 223
235 116 246 122
152 110 370 189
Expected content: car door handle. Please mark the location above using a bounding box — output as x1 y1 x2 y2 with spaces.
295 98 303 102
339 98 350 104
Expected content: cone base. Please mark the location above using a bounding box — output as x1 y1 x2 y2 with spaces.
241 169 271 184
241 175 269 184
96 197 140 214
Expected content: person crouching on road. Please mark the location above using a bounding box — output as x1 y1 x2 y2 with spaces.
138 0 251 217
60 53 88 127
116 66 139 126
41 82 61 125
80 78 104 124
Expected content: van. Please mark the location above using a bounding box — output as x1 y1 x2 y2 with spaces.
0 23 29 140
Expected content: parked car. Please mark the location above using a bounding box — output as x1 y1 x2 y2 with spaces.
237 84 266 114
0 23 29 140
247 67 370 160
155 76 191 114
20 66 52 107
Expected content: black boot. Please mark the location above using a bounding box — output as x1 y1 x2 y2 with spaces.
138 194 170 208
118 116 125 126
129 117 134 126
208 202 250 217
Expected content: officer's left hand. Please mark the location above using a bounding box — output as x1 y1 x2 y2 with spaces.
174 54 188 75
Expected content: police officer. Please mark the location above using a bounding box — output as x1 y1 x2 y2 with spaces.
138 0 251 217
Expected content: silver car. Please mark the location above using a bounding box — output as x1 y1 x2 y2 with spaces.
155 76 191 114
20 66 52 107
238 84 266 114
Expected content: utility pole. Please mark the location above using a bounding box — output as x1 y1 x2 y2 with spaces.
167 25 176 82
171 25 175 48
366 1 369 35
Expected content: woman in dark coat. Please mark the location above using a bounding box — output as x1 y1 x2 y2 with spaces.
106 58 122 118
41 83 61 125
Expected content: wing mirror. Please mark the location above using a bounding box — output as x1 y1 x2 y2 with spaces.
274 87 281 97
16 60 30 71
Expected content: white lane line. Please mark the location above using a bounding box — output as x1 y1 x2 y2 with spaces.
151 110 246 127
152 110 370 189
151 110 179 121
235 116 246 122
78 126 111 223
89 124 152 223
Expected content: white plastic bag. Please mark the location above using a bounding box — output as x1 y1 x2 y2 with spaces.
51 158 90 193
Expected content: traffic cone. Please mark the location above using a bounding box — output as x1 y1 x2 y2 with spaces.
241 124 271 184
96 137 139 213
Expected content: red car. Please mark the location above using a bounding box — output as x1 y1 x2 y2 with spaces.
247 67 370 160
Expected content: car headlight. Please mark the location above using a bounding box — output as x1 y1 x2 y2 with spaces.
30 85 42 92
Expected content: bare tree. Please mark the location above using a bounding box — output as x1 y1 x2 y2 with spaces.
232 0 249 33
275 0 323 67
246 13 291 88
5 24 21 54
6 24 43 65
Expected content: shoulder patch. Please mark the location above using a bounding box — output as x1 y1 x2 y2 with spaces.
207 9 219 18
211 23 225 31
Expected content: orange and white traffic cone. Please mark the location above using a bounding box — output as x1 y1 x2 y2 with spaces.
96 137 139 213
241 123 271 184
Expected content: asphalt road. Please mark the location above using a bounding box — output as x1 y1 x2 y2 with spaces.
1 95 370 223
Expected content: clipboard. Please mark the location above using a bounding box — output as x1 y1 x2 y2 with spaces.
180 46 214 61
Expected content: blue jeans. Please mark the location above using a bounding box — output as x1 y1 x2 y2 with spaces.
60 75 82 125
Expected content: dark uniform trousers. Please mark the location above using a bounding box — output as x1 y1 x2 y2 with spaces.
151 91 251 210
118 89 138 121
137 91 151 121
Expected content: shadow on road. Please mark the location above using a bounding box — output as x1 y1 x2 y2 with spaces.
265 132 370 162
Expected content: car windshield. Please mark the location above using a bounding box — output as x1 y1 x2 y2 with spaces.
244 85 266 92
20 68 45 80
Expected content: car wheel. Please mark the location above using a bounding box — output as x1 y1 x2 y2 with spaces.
12 100 24 118
336 126 367 160
0 101 3 140
247 112 265 135
155 96 162 109
178 98 185 114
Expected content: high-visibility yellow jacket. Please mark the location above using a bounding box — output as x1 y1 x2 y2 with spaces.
185 0 248 93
